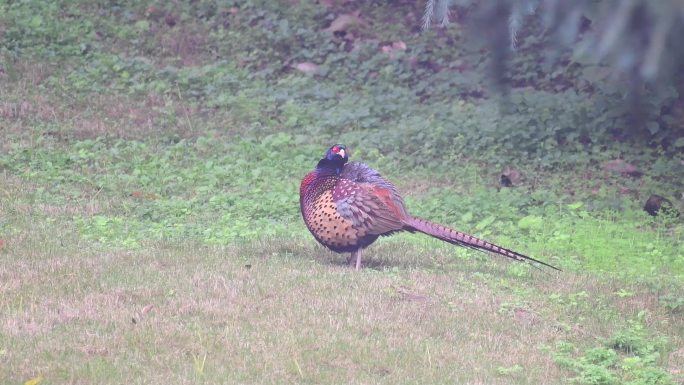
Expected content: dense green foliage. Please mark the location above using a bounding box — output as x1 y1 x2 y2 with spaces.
554 318 674 385
2 132 682 277
2 0 683 164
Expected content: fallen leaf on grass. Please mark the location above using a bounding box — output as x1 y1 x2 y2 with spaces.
24 375 43 385
293 62 320 75
145 6 164 21
513 308 538 325
394 286 429 302
601 159 641 176
142 304 155 315
381 41 407 58
324 10 366 33
132 304 156 325
130 191 158 200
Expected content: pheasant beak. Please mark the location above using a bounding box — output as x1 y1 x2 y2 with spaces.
337 148 346 159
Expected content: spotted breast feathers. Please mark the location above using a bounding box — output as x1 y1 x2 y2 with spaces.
300 162 409 252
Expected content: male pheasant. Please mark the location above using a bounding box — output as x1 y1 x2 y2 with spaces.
300 144 559 271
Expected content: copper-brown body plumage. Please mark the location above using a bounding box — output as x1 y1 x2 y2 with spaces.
300 144 559 271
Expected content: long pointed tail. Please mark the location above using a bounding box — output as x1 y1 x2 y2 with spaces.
404 216 560 271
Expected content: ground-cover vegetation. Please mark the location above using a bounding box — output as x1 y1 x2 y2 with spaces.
1 1 682 384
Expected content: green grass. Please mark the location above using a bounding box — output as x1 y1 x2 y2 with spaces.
1 1 683 384
1 229 682 384
1 131 682 385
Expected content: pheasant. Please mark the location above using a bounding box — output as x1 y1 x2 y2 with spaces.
300 144 559 271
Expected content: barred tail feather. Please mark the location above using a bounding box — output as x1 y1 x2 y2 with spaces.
405 217 560 271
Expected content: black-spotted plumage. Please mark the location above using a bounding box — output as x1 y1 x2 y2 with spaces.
300 144 559 271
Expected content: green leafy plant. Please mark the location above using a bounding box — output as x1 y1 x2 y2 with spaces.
554 320 674 385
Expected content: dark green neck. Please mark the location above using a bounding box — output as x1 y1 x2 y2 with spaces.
316 158 345 175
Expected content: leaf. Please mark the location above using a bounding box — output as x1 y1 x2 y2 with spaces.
475 215 496 231
601 159 639 174
29 15 43 29
293 62 320 75
134 20 150 33
673 137 684 148
130 191 157 200
381 41 407 58
567 202 583 210
24 376 43 385
323 10 365 33
517 215 543 230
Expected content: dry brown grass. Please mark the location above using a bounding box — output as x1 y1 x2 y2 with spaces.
1 222 682 385
0 66 212 141
156 25 208 67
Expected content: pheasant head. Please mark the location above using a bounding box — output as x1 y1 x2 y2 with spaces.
317 144 348 173
326 144 348 162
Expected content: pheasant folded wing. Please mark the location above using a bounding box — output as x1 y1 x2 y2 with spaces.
334 180 406 235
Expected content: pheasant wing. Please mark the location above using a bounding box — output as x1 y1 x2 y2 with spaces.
334 179 405 235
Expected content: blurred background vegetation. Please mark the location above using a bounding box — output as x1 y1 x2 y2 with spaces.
424 0 684 146
0 0 682 258
1 0 682 166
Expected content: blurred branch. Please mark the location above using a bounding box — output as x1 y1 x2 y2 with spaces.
422 0 684 85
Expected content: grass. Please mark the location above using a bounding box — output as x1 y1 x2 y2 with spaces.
1 0 683 384
1 160 683 384
1 231 681 384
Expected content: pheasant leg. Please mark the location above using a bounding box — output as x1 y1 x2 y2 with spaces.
348 250 362 270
